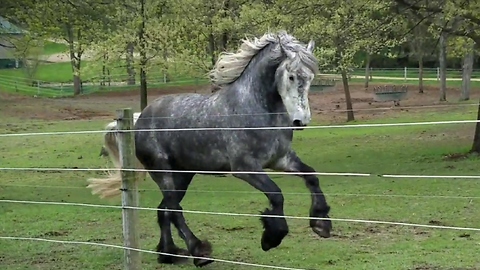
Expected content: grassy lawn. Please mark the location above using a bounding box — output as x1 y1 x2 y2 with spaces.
43 41 68 55
0 105 479 269
0 60 202 83
0 60 208 97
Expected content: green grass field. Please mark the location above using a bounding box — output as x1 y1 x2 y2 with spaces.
42 41 68 55
0 59 203 83
0 60 209 98
0 101 479 269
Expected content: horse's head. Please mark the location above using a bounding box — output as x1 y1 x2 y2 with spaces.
208 31 318 129
275 38 317 128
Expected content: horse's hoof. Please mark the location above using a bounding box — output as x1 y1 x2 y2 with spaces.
260 208 289 251
194 258 214 268
312 226 331 238
310 213 332 238
192 240 213 267
261 237 273 251
157 247 189 264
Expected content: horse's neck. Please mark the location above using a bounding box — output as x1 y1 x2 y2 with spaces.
233 57 280 108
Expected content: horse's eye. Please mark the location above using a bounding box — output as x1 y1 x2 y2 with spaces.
288 75 294 81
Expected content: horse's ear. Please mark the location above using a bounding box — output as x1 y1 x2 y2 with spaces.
306 40 315 53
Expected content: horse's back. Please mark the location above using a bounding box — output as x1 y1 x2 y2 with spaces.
134 91 293 171
142 93 225 125
134 92 233 170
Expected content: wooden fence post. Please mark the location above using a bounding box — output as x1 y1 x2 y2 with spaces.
117 108 141 270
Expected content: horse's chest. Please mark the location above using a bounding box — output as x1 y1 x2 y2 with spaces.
260 135 291 163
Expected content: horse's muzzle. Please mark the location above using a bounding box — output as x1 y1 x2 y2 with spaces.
292 119 306 130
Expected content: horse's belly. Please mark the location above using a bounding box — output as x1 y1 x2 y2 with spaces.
167 134 231 171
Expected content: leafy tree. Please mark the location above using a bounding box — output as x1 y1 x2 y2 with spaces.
12 36 42 85
91 0 179 109
406 20 435 93
394 0 480 152
5 0 113 95
168 0 251 79
448 36 476 101
273 0 403 121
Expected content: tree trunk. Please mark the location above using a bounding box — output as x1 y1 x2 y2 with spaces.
101 53 107 87
162 49 168 83
208 32 216 67
107 67 111 86
139 0 147 110
439 32 447 101
418 55 424 93
69 51 82 96
66 24 82 96
470 100 480 153
126 42 135 85
364 53 371 90
139 66 147 110
341 69 355 121
207 2 217 67
460 43 474 101
221 0 229 51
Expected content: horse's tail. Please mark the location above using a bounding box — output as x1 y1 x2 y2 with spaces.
87 118 146 199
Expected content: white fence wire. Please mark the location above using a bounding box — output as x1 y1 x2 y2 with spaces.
1 166 480 179
1 199 480 232
0 119 479 138
4 102 479 126
0 236 305 270
1 183 479 199
1 115 479 269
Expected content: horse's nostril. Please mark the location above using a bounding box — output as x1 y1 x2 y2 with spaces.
293 120 302 127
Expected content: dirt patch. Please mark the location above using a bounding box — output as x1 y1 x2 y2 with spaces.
1 82 478 123
38 230 69 237
310 84 480 123
442 152 480 161
331 223 434 241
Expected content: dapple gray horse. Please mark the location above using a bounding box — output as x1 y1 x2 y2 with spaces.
88 31 332 267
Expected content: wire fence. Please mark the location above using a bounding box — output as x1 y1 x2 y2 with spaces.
2 166 480 178
0 236 307 270
2 66 480 98
1 101 478 128
0 72 208 98
1 183 479 199
0 118 479 137
1 110 479 269
1 199 480 232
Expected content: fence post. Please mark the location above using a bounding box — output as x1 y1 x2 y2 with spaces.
436 67 440 81
404 67 407 81
117 108 141 270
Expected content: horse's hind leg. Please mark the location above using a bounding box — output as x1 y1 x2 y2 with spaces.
151 171 213 267
154 172 193 264
156 199 188 264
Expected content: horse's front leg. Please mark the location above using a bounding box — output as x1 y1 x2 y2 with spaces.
273 151 332 238
231 164 289 251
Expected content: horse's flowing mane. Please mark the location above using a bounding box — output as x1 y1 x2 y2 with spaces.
209 31 319 86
